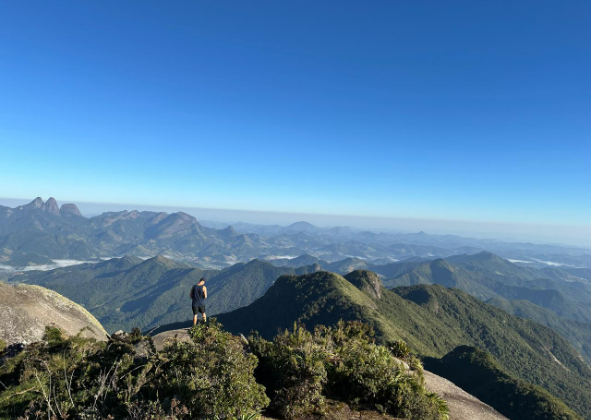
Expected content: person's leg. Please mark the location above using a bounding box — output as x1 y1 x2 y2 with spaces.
193 314 198 326
198 306 206 323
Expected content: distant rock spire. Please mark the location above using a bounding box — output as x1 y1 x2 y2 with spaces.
44 197 60 215
28 197 45 209
19 197 83 217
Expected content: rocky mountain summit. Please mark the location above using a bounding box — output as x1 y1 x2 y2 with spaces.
0 282 107 345
16 196 82 217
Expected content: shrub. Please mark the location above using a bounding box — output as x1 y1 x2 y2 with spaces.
408 355 424 375
0 321 446 420
250 321 447 420
0 339 6 353
0 323 269 420
129 326 143 343
42 325 65 345
387 339 411 359
326 323 441 419
152 321 269 419
250 323 328 418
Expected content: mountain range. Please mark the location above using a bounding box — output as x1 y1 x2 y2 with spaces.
213 270 591 419
0 281 514 420
4 197 591 418
379 252 591 328
11 255 318 332
1 197 590 271
12 248 591 364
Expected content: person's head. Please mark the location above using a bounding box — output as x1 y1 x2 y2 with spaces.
198 277 206 285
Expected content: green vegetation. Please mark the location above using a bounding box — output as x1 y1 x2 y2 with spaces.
384 252 591 324
14 256 315 332
488 297 591 363
217 270 591 419
0 324 268 419
425 346 583 420
249 321 447 420
0 322 449 420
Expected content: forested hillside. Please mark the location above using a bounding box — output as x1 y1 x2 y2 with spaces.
216 270 591 419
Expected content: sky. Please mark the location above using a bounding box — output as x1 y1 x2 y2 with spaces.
0 1 589 244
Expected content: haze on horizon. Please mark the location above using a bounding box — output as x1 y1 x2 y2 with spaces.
1 2 589 245
0 197 588 248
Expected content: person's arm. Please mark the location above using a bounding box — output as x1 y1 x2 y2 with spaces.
190 286 194 300
203 286 207 299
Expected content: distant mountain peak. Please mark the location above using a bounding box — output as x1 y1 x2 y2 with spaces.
137 254 176 268
153 254 170 263
290 221 314 227
286 221 317 232
470 251 505 262
26 197 45 209
60 203 82 217
218 225 239 238
448 251 503 263
432 258 453 267
296 253 318 260
44 197 60 215
245 258 273 268
18 197 84 217
175 212 195 221
120 255 140 263
20 197 60 215
476 250 495 257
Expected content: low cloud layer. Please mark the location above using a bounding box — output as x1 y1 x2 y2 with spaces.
0 259 94 272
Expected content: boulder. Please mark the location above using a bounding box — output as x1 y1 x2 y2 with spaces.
0 282 108 345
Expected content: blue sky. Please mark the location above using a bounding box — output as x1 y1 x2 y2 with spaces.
1 1 589 232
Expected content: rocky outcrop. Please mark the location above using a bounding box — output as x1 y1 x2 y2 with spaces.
422 370 508 420
23 197 45 210
44 197 60 215
150 328 192 351
345 270 382 299
60 203 82 217
15 197 82 217
0 282 108 345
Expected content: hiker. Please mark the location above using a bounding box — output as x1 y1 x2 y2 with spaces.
190 277 207 325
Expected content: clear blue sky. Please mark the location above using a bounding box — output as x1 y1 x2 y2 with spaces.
1 1 589 228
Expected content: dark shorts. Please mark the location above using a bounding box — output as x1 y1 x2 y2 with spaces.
192 305 206 315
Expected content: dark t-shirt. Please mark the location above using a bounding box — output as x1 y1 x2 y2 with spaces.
190 284 206 307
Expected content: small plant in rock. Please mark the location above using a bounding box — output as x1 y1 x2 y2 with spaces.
129 326 143 343
386 339 411 359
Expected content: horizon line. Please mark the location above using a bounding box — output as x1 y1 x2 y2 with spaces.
2 195 590 231
1 196 590 249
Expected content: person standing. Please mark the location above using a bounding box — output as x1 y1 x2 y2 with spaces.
190 277 207 325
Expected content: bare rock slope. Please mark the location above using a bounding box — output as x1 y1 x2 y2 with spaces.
422 370 508 420
0 282 108 345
